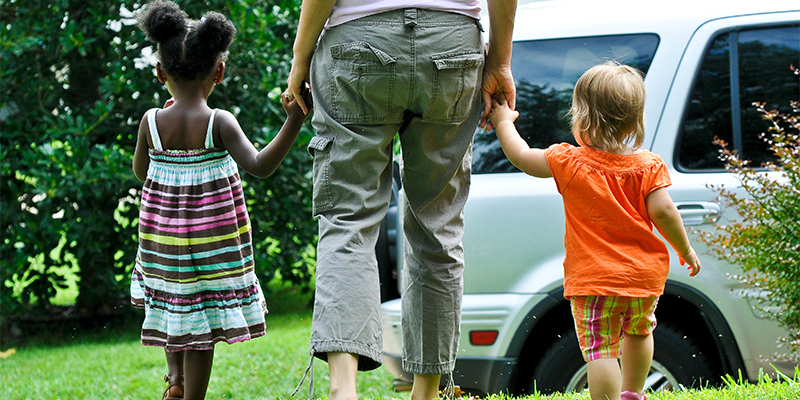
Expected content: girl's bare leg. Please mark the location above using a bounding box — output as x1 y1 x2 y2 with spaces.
183 349 214 400
165 350 184 398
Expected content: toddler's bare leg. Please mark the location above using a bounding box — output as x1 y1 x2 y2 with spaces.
587 357 622 400
620 333 653 395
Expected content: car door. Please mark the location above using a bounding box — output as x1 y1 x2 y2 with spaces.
651 15 800 379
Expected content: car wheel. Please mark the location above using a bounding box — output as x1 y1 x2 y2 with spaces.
529 323 714 394
377 161 402 303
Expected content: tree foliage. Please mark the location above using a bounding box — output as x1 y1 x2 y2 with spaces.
0 0 314 317
701 91 800 361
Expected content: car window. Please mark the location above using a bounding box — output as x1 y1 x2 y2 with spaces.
677 24 800 171
473 34 660 174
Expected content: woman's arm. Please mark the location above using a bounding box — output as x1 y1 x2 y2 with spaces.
481 0 518 130
286 0 336 114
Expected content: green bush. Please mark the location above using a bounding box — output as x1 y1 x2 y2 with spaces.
701 89 800 361
0 0 314 318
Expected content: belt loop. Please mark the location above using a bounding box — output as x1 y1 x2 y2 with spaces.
404 8 417 27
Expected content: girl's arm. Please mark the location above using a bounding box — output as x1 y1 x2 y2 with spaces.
646 187 701 276
490 100 552 178
132 114 151 181
219 94 310 178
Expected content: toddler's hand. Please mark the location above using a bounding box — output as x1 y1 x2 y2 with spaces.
489 98 519 130
680 247 701 277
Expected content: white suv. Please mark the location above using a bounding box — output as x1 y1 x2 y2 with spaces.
379 1 800 396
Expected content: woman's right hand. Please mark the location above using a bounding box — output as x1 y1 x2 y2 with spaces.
282 82 313 121
286 60 311 115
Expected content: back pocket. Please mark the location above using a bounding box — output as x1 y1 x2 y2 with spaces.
426 52 484 123
329 42 397 124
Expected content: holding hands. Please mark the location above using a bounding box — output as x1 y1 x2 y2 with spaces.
282 81 313 121
488 98 519 130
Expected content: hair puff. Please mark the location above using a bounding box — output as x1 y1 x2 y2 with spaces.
138 1 237 82
138 0 187 44
195 12 237 55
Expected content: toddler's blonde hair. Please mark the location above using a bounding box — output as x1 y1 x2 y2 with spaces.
570 61 646 151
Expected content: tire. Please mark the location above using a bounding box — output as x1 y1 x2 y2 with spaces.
529 323 715 394
377 214 399 302
377 162 402 303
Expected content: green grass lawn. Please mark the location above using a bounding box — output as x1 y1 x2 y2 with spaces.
0 311 400 400
1 307 798 400
1 279 798 400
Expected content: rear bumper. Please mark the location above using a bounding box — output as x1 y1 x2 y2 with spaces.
381 293 551 395
383 352 517 396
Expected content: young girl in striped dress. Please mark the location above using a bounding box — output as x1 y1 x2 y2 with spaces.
130 2 311 399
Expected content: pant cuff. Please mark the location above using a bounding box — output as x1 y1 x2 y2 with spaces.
402 359 456 375
310 338 383 371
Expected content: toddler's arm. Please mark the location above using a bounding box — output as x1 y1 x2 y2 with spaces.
220 88 312 178
489 99 552 178
646 188 701 276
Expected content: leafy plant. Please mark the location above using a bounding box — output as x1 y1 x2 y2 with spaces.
700 77 800 361
0 0 314 318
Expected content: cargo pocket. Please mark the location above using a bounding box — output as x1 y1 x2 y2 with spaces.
426 52 484 123
329 41 397 124
308 136 335 216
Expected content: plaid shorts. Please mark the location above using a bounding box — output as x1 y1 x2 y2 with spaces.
570 296 659 362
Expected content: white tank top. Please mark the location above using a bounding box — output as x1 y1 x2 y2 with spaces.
327 0 481 27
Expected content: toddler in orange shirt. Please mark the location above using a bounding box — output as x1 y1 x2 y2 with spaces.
489 61 701 400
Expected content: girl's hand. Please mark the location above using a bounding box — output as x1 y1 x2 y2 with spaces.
489 98 519 130
680 247 701 277
282 82 313 121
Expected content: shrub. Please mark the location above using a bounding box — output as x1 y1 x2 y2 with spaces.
701 83 800 361
0 0 314 319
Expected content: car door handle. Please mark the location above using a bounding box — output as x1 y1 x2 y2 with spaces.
675 202 721 225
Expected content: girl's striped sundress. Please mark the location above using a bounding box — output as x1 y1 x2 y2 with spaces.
131 108 267 352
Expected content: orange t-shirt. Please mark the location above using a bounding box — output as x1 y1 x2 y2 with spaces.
544 143 672 298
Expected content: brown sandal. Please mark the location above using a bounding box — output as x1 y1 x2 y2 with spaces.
163 375 184 400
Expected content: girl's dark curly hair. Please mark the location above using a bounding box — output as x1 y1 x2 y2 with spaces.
137 0 236 82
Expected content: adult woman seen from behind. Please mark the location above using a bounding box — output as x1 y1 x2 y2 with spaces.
286 1 517 399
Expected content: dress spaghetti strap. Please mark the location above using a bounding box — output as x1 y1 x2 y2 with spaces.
146 108 163 151
205 109 218 149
